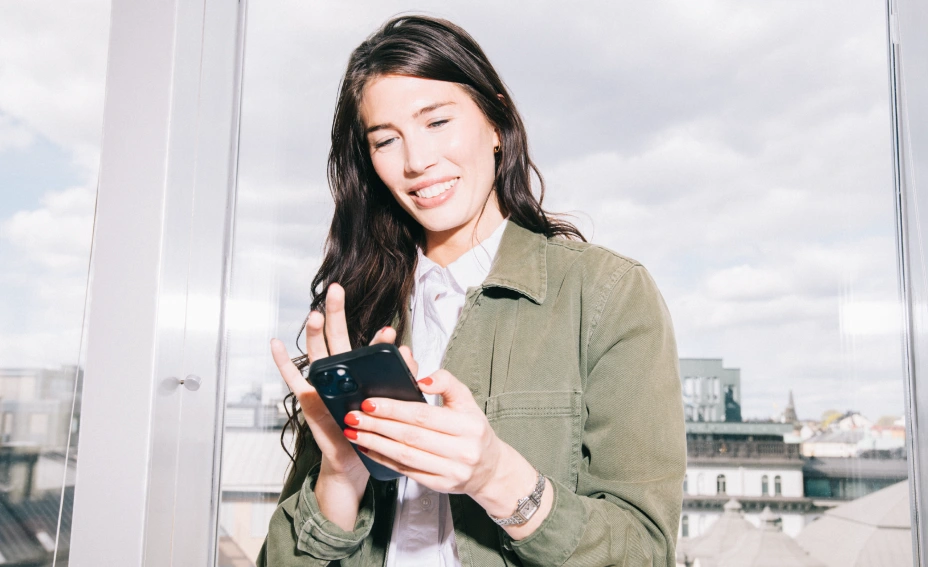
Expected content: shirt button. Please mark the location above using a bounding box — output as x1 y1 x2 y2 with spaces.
420 496 433 510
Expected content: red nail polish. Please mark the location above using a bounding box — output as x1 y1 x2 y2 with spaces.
418 377 433 386
344 413 360 426
361 400 376 413
343 428 358 440
383 326 392 332
358 447 369 454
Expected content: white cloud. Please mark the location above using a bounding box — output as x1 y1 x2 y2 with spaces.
0 0 906 421
226 0 904 420
0 114 35 151
0 185 96 367
3 186 96 269
0 0 111 174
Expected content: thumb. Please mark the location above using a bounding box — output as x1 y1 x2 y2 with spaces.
417 369 475 408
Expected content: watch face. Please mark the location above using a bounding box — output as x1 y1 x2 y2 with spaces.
517 497 539 519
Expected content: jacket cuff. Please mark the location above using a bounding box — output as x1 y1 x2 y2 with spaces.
293 463 376 560
506 477 586 566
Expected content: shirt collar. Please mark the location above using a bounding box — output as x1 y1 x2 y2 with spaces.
416 219 509 293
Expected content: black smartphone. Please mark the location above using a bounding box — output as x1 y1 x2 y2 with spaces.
302 343 426 481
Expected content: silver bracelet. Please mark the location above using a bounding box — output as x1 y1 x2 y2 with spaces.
488 468 546 527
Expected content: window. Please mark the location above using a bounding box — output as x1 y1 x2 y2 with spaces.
683 474 688 494
213 2 919 566
681 515 689 538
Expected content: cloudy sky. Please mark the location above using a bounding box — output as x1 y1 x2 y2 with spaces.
1 0 906 421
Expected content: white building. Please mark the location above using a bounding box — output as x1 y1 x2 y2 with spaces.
681 422 811 539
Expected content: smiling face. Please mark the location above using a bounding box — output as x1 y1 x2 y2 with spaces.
360 75 502 243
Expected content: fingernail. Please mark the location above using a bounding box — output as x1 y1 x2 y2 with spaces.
361 400 376 413
382 326 392 332
343 427 358 440
358 447 369 454
344 413 360 426
418 377 433 386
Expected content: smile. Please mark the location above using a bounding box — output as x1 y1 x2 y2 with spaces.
412 177 459 199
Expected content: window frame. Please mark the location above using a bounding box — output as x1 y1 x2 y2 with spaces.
64 0 928 564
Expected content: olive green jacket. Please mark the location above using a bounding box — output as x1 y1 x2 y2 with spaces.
257 222 686 567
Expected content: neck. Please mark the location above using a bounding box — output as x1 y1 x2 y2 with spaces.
423 192 506 268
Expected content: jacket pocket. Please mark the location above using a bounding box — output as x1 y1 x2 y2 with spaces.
485 390 582 490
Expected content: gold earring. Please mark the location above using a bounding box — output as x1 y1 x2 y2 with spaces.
494 144 500 153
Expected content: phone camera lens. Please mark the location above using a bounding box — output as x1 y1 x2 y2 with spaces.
316 372 333 387
337 376 358 393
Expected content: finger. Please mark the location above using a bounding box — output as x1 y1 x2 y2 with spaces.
345 427 455 477
352 447 452 491
324 283 352 354
345 411 461 458
369 325 397 346
398 345 419 378
414 369 476 408
359 398 467 435
305 311 328 362
270 338 312 397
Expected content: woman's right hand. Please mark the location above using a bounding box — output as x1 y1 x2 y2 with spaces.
269 283 417 527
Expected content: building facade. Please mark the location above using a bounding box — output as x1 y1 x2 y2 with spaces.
679 358 742 422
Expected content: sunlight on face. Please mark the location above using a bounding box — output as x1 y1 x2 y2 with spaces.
360 75 500 236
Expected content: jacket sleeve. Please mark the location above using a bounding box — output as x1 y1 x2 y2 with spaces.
507 263 686 566
256 431 377 566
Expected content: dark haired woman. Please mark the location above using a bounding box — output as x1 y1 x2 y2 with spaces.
258 15 685 567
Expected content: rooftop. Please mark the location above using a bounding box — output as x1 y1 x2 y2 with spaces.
802 457 909 481
686 422 795 436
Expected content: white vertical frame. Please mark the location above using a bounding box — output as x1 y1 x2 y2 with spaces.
887 0 927 565
69 0 245 564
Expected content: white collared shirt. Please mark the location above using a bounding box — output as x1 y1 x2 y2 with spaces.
385 219 508 567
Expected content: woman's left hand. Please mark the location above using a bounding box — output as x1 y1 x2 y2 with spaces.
343 369 506 498
345 368 554 537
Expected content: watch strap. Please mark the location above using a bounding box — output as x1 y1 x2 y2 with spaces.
489 468 546 527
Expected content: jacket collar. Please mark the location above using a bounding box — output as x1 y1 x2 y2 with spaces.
481 221 547 304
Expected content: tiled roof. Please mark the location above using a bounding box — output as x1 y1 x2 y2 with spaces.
221 429 294 494
716 507 824 566
0 486 73 564
679 499 757 567
796 481 912 567
803 430 865 444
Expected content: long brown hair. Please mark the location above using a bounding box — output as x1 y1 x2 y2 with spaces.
282 15 584 469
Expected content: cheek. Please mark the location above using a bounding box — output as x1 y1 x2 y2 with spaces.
371 152 404 195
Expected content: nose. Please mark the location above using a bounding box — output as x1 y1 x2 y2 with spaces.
403 132 437 175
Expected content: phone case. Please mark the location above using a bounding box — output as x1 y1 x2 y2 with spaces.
303 343 426 481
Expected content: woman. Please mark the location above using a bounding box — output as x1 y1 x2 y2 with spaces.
258 15 685 567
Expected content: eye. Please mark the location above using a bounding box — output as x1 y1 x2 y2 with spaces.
373 137 396 149
428 119 450 128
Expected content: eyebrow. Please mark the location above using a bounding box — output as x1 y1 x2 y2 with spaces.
365 101 456 135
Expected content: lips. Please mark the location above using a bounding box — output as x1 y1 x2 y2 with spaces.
411 177 459 199
409 177 459 209
409 176 459 198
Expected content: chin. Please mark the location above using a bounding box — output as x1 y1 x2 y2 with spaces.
413 212 471 234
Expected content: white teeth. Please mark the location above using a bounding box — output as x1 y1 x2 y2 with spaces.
414 177 458 199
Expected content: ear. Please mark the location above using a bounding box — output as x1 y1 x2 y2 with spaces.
493 128 501 149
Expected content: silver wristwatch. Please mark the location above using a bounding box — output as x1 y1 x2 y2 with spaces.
489 469 546 526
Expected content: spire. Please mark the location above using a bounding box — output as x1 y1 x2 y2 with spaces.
783 389 798 423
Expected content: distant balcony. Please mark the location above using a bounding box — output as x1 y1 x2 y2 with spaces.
687 439 801 461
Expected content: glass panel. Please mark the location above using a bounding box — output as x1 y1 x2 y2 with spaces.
0 2 111 565
221 2 913 565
